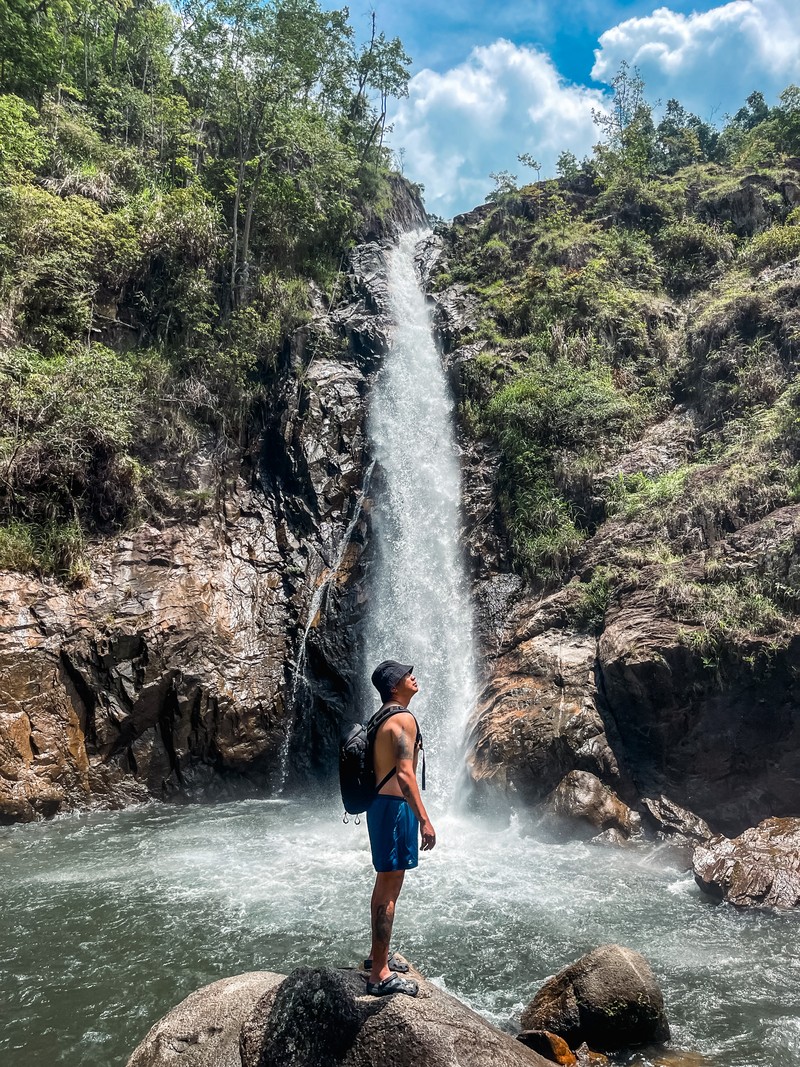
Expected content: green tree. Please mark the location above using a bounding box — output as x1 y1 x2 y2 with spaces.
556 151 580 181
593 62 655 182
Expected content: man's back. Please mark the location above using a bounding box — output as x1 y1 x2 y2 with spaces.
373 709 419 798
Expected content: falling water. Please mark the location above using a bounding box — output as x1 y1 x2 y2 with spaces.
362 230 477 799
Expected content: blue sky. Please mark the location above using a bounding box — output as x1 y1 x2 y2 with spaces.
335 1 800 217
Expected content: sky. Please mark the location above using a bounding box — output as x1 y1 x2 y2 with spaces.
333 0 800 217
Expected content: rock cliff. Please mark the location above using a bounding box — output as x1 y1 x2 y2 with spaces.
0 183 427 823
424 168 800 844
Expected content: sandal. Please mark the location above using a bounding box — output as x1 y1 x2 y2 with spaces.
363 952 409 973
365 972 419 997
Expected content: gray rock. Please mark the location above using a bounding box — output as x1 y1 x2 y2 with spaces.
126 972 284 1067
692 817 800 908
521 945 670 1052
241 966 552 1067
542 771 642 842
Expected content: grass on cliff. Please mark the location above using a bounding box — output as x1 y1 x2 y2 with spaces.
442 157 800 597
477 354 646 581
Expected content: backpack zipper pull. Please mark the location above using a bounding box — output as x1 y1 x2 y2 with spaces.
342 811 349 824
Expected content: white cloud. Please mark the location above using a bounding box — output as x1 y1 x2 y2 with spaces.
592 0 800 121
389 40 606 218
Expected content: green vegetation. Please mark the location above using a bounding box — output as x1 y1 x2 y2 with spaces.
0 0 413 578
442 67 800 663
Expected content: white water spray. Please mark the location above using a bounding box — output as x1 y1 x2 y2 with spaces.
363 231 477 803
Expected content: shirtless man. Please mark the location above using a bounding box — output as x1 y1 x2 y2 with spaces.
364 660 436 997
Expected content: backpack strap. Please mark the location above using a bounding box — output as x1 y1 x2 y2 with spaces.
376 767 397 792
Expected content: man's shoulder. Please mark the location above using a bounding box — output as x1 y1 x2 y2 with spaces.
375 706 415 732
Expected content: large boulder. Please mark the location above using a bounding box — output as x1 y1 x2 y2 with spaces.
126 966 555 1067
542 771 642 842
692 817 800 908
126 972 284 1067
521 945 670 1053
241 966 553 1067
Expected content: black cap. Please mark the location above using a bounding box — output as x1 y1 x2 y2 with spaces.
371 660 413 701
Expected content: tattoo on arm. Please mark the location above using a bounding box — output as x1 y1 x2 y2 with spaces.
395 729 414 762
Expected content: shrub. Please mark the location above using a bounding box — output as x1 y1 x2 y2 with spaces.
0 95 48 183
745 224 800 270
657 219 734 292
0 343 143 530
483 357 644 579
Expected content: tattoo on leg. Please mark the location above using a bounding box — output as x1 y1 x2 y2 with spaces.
375 903 393 944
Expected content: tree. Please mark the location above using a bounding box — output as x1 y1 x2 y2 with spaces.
655 98 720 173
485 170 517 202
592 62 655 182
556 151 580 181
518 152 541 182
347 12 410 168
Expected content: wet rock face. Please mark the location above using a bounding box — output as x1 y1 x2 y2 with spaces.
542 771 642 843
466 605 623 812
598 586 800 836
692 817 800 908
521 945 670 1053
0 491 291 821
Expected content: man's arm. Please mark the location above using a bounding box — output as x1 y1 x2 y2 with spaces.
391 714 436 851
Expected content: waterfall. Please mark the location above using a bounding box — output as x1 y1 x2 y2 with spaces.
362 230 477 803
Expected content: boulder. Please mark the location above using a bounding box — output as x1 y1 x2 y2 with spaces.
641 795 713 846
692 817 800 908
642 795 713 864
241 966 552 1067
542 771 642 842
521 945 670 1053
126 972 284 1067
467 622 624 812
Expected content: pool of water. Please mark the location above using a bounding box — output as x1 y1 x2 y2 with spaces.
2 797 798 1066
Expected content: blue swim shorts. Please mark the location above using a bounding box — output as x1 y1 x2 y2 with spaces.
366 794 419 873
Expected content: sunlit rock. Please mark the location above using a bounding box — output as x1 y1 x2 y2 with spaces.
521 944 670 1053
128 965 555 1067
126 972 284 1067
692 817 800 908
241 966 552 1067
541 770 642 842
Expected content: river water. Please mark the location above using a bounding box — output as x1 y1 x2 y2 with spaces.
2 799 799 1066
2 233 798 1066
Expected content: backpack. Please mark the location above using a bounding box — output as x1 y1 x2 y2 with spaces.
339 705 424 820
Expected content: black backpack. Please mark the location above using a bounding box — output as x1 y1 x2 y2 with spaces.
339 705 424 819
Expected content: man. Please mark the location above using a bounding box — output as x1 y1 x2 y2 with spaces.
364 659 436 997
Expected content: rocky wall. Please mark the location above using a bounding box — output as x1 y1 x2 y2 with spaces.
0 181 428 823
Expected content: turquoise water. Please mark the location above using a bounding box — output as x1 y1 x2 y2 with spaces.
2 797 798 1066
